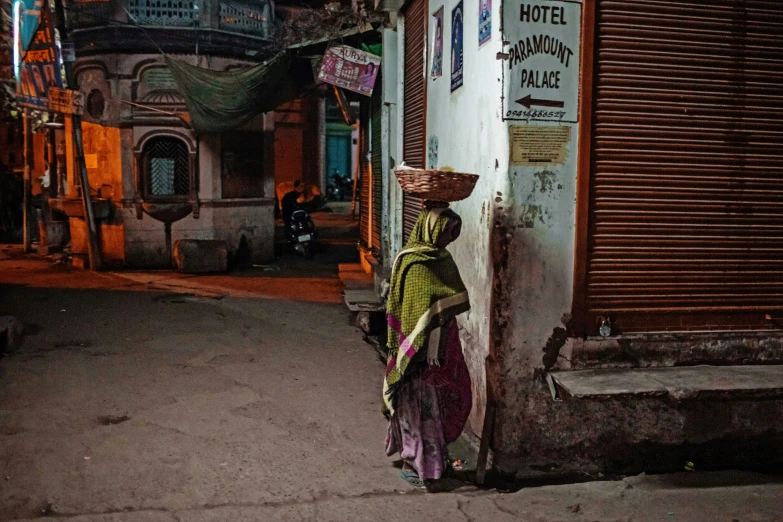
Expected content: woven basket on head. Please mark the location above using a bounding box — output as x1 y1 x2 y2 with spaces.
395 169 479 202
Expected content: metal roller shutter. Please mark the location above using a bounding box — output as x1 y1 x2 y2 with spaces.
359 101 371 249
585 0 783 334
402 0 427 241
371 84 383 256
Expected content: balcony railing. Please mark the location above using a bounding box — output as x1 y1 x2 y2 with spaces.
219 2 270 38
67 0 271 39
128 0 199 27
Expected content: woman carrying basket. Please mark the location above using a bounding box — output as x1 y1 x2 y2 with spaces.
383 206 473 488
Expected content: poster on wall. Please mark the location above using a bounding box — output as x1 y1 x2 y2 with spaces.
18 0 42 51
431 7 444 79
450 1 464 92
479 0 492 46
16 2 63 110
317 45 381 97
502 0 582 123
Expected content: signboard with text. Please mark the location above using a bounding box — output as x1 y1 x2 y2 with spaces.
16 2 63 110
48 87 85 115
503 0 582 122
317 45 381 97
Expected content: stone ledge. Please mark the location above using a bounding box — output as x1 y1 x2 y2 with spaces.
344 289 384 312
547 365 783 402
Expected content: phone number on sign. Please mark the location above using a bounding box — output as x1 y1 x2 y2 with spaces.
505 109 567 121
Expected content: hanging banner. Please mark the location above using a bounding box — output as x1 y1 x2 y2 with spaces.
17 1 63 110
502 0 582 122
450 1 464 92
430 7 444 79
479 0 492 47
18 0 43 51
317 45 381 97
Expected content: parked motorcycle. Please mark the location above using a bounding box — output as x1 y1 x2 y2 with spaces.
326 173 353 202
326 179 342 201
285 209 317 258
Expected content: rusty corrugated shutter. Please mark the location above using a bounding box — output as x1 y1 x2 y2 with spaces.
402 0 427 241
371 83 383 256
585 0 783 334
359 101 371 249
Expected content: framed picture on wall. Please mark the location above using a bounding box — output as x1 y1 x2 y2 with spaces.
479 0 492 46
451 1 464 92
431 7 444 79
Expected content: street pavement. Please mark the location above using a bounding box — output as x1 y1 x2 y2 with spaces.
0 236 781 521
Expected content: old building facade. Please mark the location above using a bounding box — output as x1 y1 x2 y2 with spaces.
53 0 277 267
368 0 783 477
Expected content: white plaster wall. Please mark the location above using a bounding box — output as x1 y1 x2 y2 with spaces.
499 2 580 385
423 0 509 436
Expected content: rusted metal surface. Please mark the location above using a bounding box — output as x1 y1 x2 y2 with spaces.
371 86 383 254
571 0 597 338
402 0 427 241
359 102 371 249
584 0 783 334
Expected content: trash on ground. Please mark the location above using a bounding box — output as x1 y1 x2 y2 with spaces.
253 264 280 271
451 459 467 471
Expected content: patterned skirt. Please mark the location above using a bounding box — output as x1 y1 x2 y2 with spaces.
385 319 473 481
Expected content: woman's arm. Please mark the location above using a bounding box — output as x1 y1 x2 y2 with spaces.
427 327 441 367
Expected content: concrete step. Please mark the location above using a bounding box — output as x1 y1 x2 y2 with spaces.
548 364 783 401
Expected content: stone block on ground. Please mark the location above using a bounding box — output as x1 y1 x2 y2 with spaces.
37 244 62 256
71 254 89 270
173 240 229 274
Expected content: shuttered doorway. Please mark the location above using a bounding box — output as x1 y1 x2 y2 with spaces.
359 101 371 249
584 0 783 334
371 81 383 256
402 0 427 241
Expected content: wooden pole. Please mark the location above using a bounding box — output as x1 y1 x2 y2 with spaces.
73 118 101 270
53 0 101 270
48 124 58 202
475 401 496 486
22 109 33 252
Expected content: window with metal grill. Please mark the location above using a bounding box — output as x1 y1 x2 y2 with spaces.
143 137 190 198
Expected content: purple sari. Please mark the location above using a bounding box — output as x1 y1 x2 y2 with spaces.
385 319 472 480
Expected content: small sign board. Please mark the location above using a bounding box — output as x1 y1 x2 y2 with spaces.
317 45 381 97
48 87 85 115
61 40 76 62
503 0 582 122
84 154 98 169
509 125 571 165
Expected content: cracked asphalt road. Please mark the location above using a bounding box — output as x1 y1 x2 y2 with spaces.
1 245 782 521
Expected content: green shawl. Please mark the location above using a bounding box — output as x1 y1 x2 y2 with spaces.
383 209 470 414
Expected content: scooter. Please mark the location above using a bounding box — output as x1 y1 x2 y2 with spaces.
326 179 342 201
285 208 317 258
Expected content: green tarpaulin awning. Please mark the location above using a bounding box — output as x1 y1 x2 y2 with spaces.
165 52 306 135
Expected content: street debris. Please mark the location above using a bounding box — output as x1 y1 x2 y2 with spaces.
97 415 130 426
451 459 467 471
252 264 280 271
